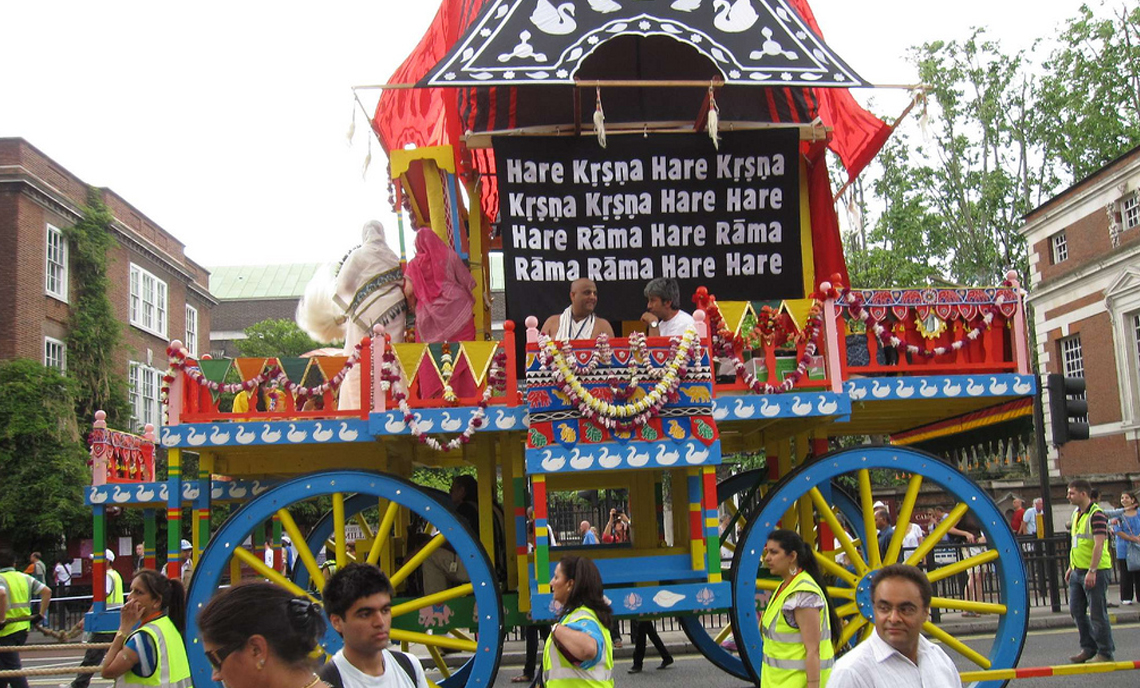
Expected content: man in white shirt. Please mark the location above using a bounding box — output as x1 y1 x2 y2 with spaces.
829 564 961 688
320 563 428 688
1019 498 1043 537
641 278 695 337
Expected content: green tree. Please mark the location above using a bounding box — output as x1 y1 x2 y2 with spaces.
66 189 130 427
0 360 90 553
1033 3 1140 182
237 319 326 358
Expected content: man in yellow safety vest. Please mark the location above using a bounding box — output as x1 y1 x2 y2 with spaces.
1 548 53 688
1065 479 1115 663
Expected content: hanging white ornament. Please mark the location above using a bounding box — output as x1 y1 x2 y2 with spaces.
594 87 607 149
915 89 930 142
346 103 357 145
707 88 720 150
362 137 372 179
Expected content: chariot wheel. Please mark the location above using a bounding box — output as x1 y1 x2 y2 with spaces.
730 446 1027 688
679 468 866 679
185 471 503 688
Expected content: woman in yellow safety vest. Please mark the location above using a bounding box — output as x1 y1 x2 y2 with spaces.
100 569 191 688
760 530 839 688
198 582 330 688
543 555 614 688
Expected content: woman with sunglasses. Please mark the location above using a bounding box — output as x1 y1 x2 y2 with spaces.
198 582 328 688
99 569 190 687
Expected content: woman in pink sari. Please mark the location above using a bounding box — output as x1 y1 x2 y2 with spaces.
405 227 477 342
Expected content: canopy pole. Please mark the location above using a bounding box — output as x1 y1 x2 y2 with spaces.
832 90 925 203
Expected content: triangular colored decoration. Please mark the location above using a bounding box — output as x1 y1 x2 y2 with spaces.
197 359 232 386
278 357 311 384
316 356 349 382
461 342 500 387
783 299 815 333
234 358 268 383
301 363 326 387
391 344 427 384
715 302 751 336
751 300 781 317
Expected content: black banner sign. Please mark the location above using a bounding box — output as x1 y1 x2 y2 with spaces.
495 130 803 326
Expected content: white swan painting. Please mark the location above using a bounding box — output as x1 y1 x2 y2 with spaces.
712 0 759 33
531 0 577 35
338 422 359 441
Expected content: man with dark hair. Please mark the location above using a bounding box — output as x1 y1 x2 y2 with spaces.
320 563 428 688
829 564 958 687
641 278 694 337
1065 479 1115 663
0 549 52 688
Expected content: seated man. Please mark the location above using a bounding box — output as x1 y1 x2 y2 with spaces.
640 278 694 336
321 563 429 688
829 564 960 688
541 278 615 340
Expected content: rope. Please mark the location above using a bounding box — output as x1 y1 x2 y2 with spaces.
2 643 113 652
0 666 101 678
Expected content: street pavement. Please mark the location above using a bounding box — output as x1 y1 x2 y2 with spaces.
17 608 1140 687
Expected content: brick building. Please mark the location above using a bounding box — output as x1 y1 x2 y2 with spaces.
0 138 214 432
1019 144 1140 477
208 264 321 357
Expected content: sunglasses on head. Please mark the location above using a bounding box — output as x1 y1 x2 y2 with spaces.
205 643 243 671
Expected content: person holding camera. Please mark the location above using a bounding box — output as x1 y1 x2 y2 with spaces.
602 510 630 545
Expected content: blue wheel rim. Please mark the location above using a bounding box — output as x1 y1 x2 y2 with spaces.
729 447 1027 688
680 469 864 680
185 471 504 688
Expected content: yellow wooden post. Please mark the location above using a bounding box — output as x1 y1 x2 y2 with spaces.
777 437 795 530
794 432 815 548
476 436 496 568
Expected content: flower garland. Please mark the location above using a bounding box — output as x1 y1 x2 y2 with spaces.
561 333 613 373
842 279 1013 358
160 341 363 407
379 345 508 452
536 329 702 430
705 297 826 395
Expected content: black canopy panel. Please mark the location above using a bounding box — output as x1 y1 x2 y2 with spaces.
421 0 869 88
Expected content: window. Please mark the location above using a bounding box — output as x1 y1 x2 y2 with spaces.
1059 334 1088 423
129 362 163 431
1124 193 1140 231
185 305 199 357
45 224 68 301
129 264 167 337
1051 232 1068 264
44 337 66 372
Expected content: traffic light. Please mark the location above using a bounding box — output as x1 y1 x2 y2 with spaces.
1046 374 1089 445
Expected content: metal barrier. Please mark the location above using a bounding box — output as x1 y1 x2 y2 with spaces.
960 659 1140 682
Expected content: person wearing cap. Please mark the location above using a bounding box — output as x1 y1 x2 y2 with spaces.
64 550 122 688
179 540 194 588
1 548 52 688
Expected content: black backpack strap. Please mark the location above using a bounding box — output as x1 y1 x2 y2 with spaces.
389 650 417 686
318 659 343 688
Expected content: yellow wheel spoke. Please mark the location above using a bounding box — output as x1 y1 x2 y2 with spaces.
355 512 375 541
333 493 347 568
449 629 474 642
277 508 324 587
390 629 477 652
904 503 970 567
815 551 860 587
926 549 1000 583
931 596 1006 615
721 540 737 553
426 644 452 678
392 584 475 618
825 587 855 600
325 538 358 564
858 470 881 569
836 616 866 647
922 621 991 668
390 533 446 587
884 474 922 564
714 623 734 644
367 500 400 566
833 601 860 618
808 487 868 575
232 546 317 602
725 501 738 518
756 578 780 591
860 624 874 642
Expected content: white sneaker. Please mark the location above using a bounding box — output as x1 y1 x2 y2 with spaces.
1122 600 1134 605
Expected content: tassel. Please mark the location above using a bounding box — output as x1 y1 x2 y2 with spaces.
594 87 607 149
707 87 720 150
346 103 356 145
362 137 372 179
916 89 930 142
845 191 863 236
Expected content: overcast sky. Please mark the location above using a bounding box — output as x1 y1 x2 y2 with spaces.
1 0 1091 270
